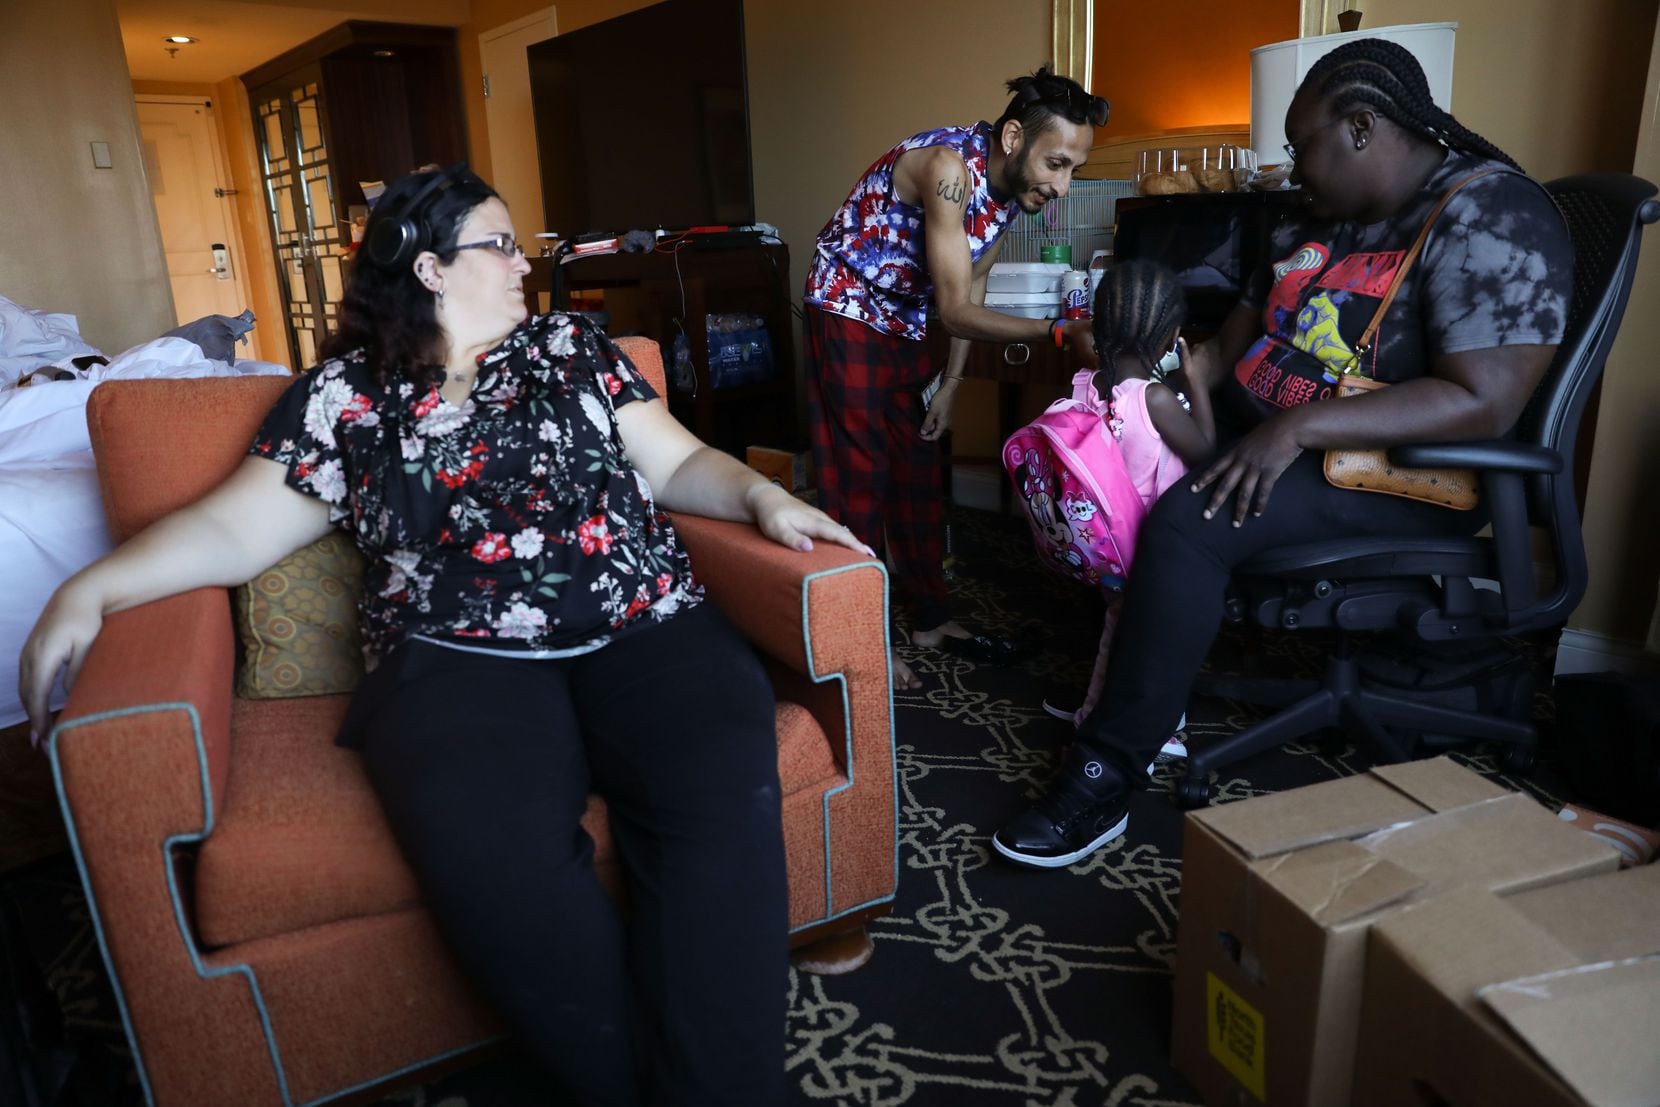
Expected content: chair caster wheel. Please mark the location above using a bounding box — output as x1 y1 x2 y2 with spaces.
1501 744 1537 774
1177 778 1212 809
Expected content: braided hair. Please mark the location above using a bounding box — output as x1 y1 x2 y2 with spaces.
1091 259 1186 382
1303 38 1521 171
994 67 1109 140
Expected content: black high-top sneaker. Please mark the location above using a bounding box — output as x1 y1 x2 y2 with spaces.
993 749 1130 868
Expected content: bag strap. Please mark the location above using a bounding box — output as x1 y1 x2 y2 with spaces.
1342 167 1501 377
1071 368 1104 407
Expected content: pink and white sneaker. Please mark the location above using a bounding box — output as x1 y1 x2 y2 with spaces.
1148 714 1188 773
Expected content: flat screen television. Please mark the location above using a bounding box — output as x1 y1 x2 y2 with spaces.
527 0 754 236
1112 190 1304 335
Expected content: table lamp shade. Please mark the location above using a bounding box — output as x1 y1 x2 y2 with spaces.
1250 22 1457 167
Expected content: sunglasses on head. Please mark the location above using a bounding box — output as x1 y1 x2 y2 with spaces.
1016 82 1110 128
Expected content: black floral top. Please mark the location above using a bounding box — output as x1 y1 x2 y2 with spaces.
251 313 703 660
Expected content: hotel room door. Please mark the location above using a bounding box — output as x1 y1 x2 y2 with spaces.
136 98 250 329
250 68 346 371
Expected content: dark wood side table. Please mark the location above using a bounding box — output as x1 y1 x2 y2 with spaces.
927 329 1087 513
526 243 797 457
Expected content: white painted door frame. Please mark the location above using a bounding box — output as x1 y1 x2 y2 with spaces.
480 7 558 244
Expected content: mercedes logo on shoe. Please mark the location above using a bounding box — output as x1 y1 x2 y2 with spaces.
1084 761 1103 779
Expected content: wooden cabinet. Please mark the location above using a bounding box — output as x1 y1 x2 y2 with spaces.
242 23 466 370
931 330 1081 449
527 244 797 457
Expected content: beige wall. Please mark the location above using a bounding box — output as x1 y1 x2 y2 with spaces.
462 0 1049 260
1 0 173 353
451 1 1660 652
746 0 1051 451
1578 25 1660 649
460 0 1051 451
1261 1 1660 653
745 0 1050 287
1362 0 1657 178
1361 0 1660 650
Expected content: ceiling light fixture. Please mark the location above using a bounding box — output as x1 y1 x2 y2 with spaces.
163 35 199 44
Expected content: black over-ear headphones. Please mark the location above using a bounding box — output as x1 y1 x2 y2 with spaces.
362 165 462 272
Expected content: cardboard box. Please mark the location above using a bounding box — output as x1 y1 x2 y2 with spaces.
746 446 809 492
1170 758 1620 1107
1354 864 1660 1107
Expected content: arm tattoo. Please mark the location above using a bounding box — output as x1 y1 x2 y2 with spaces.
935 176 965 204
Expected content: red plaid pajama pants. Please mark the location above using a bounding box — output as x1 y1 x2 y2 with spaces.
804 306 951 632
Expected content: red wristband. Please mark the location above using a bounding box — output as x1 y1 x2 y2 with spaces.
1051 318 1066 349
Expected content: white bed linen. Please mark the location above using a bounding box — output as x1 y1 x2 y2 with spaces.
0 340 290 730
0 460 110 728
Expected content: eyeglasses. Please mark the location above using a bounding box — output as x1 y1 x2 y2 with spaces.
454 233 525 260
1282 115 1351 163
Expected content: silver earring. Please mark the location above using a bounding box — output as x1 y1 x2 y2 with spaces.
435 287 445 305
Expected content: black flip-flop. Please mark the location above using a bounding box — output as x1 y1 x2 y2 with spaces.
936 634 1026 666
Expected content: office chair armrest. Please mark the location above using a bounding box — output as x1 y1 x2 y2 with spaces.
1388 440 1563 474
1386 442 1557 616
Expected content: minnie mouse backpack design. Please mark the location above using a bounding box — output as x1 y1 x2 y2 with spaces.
1003 370 1149 591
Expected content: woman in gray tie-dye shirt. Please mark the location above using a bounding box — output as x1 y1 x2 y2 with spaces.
994 37 1574 870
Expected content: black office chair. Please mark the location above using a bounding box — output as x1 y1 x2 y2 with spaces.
1177 173 1660 808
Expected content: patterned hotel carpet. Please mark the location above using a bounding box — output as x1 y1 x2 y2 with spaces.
0 507 1576 1107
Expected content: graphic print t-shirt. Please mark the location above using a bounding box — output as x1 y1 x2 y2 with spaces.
1227 151 1572 423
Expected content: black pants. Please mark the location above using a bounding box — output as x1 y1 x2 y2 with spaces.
354 603 787 1106
1076 450 1487 782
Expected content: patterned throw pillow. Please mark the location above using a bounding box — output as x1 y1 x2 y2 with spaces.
233 533 367 699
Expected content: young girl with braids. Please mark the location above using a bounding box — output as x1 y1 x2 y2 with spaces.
1051 259 1216 738
995 38 1573 868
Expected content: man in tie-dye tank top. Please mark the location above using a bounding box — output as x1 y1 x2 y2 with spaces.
804 68 1107 691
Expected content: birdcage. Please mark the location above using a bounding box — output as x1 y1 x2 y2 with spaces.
998 178 1136 265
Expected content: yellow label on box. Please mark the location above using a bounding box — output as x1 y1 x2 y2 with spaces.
1206 972 1266 1101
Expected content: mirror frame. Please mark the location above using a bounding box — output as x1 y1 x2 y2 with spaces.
1051 1 1335 80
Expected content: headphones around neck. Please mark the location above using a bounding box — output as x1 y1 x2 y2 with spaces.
363 164 465 272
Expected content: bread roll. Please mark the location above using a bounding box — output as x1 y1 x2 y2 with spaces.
1195 166 1235 192
1139 170 1200 195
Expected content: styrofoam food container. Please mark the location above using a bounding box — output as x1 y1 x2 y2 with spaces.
985 303 1053 320
987 262 1071 294
985 291 1061 304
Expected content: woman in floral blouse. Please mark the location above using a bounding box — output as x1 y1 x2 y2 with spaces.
21 166 869 1106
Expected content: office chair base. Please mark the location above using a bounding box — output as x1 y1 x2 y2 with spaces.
1179 651 1536 808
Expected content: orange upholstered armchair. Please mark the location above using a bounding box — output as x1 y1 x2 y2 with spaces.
47 337 896 1106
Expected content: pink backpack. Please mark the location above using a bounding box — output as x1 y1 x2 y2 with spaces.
1002 370 1149 591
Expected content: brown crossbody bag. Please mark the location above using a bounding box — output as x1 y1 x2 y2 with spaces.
1322 169 1499 510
